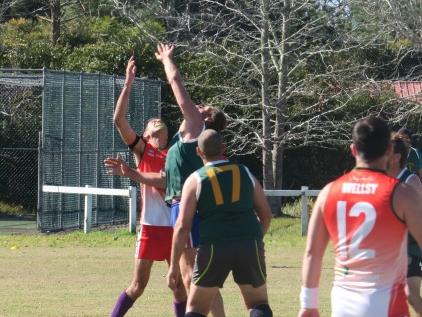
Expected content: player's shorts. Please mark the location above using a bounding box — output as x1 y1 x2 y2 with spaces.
192 239 266 288
135 224 173 261
170 201 200 248
407 255 422 278
330 283 409 317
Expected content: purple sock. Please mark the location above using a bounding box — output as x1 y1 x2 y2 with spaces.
173 300 187 317
110 291 134 317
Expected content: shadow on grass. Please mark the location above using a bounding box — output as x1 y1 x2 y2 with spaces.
0 214 37 234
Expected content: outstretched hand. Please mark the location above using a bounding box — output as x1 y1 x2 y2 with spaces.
155 43 175 63
104 157 130 177
125 56 137 86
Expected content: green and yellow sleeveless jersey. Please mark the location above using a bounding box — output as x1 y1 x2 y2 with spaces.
165 132 203 202
194 160 263 244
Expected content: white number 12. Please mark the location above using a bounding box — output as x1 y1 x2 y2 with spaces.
336 201 376 260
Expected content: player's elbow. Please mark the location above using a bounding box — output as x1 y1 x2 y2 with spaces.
167 72 182 86
174 221 190 236
113 117 121 128
260 216 271 232
304 244 325 261
113 114 123 127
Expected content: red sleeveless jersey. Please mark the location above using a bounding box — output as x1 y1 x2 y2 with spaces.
323 168 409 316
323 168 407 289
137 143 171 226
135 143 172 261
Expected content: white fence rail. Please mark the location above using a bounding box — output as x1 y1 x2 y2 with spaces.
42 185 138 234
264 186 320 236
42 185 319 236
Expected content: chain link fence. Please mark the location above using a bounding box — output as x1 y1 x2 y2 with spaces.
0 70 42 216
0 68 161 232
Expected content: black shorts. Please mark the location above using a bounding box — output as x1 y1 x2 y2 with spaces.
408 255 422 278
192 239 266 288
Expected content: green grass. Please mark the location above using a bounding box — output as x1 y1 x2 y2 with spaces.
1 226 135 248
0 218 417 317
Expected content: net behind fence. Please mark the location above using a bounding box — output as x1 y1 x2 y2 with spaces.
0 70 43 215
0 68 161 232
41 70 161 232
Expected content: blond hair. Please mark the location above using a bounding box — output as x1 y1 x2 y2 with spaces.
143 118 167 138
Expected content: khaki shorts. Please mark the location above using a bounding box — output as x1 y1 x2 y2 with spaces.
192 239 266 288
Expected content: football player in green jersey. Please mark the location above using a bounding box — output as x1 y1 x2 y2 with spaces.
156 43 227 317
167 130 273 317
398 128 422 181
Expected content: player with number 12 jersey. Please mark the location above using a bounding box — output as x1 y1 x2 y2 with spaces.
323 168 408 316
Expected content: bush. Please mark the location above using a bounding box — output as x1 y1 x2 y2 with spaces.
281 197 315 218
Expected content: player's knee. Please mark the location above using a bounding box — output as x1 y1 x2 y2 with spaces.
249 303 273 317
185 312 206 317
172 281 187 302
182 275 192 291
128 280 148 298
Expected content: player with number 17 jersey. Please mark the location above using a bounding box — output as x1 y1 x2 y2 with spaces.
323 168 408 317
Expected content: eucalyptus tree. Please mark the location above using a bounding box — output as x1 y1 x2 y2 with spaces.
112 0 407 213
346 0 422 128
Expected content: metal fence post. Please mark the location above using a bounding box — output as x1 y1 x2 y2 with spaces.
37 131 43 230
128 186 137 234
301 186 309 236
84 185 92 234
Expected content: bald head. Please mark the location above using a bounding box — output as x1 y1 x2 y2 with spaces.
198 129 224 159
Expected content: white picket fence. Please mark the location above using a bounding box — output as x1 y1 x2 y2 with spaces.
42 185 319 235
42 185 138 234
264 186 320 236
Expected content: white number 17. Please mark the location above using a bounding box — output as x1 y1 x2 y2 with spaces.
336 201 376 260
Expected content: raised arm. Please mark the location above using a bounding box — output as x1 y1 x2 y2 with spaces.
155 43 203 139
298 184 331 317
252 177 272 235
114 57 145 164
104 157 165 188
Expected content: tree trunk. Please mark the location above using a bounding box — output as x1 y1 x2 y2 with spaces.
260 0 280 214
50 0 60 45
270 2 290 216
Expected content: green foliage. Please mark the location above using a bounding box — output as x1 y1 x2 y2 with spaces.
0 16 164 75
280 198 315 218
0 201 27 217
0 18 68 69
65 42 128 73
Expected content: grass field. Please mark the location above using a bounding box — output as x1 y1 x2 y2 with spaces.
0 217 418 317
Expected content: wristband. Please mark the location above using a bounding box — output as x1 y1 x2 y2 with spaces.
300 286 319 309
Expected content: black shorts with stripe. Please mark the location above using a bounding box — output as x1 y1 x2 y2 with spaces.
192 239 266 288
408 255 422 278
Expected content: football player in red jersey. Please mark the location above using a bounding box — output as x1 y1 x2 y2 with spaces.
298 116 422 317
107 56 186 317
